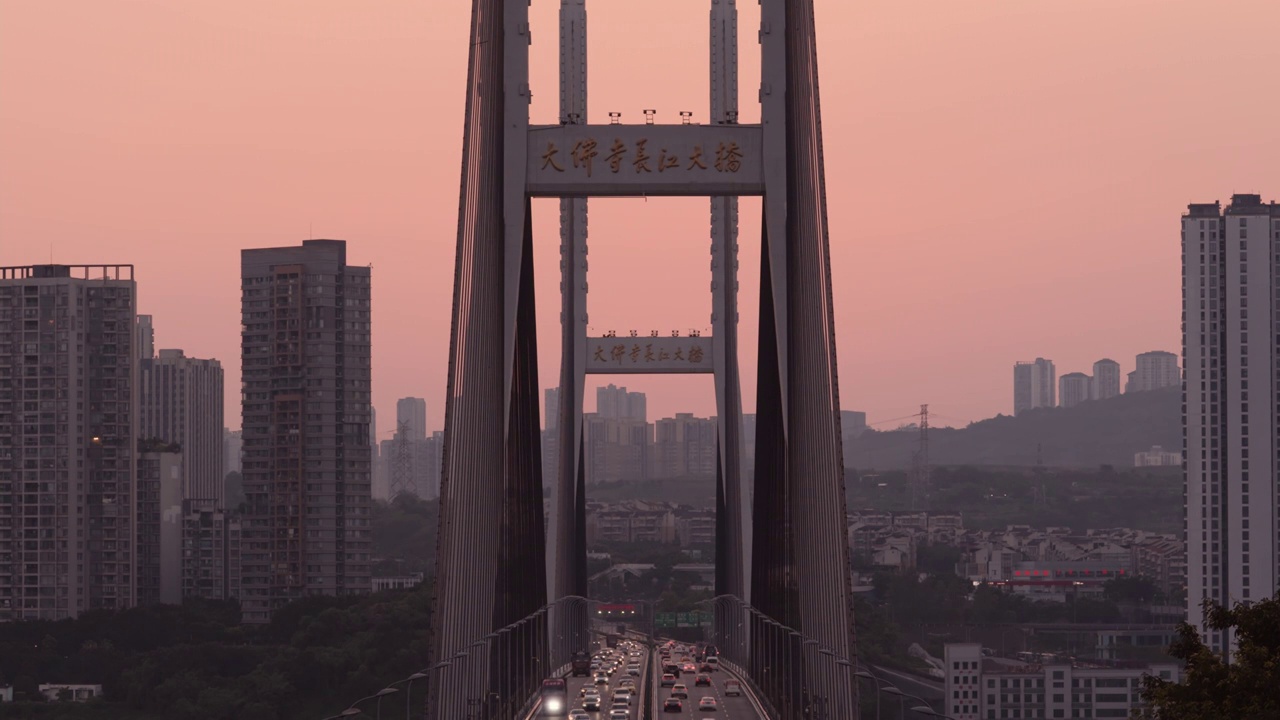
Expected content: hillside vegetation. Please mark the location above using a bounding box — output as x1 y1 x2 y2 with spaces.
846 386 1180 469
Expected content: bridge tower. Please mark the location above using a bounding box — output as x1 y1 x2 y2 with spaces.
428 0 858 716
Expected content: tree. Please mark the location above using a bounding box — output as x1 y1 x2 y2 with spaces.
1103 575 1159 604
1136 596 1280 720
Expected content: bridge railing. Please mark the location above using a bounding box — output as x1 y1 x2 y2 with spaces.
706 595 857 720
320 596 591 720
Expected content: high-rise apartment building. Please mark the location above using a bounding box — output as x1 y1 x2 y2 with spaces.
140 349 225 503
1058 372 1092 408
181 499 242 601
1129 350 1180 393
1013 358 1055 415
839 410 867 468
396 397 427 441
1182 194 1279 655
136 445 183 606
136 315 154 360
381 425 442 501
543 387 561 487
223 428 243 476
652 414 717 478
597 384 647 423
1091 358 1121 400
240 240 373 623
583 413 651 482
0 264 139 620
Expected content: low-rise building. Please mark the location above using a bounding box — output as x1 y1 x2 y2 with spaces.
1000 561 1133 602
674 508 715 547
372 573 424 592
586 501 677 544
38 685 104 703
1133 445 1180 467
943 643 1178 720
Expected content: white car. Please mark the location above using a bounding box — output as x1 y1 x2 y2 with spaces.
609 709 630 720
569 711 591 720
699 696 718 712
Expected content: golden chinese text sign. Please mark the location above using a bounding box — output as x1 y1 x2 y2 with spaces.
527 125 763 197
585 336 714 375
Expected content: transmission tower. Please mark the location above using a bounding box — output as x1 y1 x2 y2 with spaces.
389 420 416 499
910 403 930 510
1033 442 1047 507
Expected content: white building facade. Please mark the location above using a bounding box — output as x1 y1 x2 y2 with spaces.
1014 358 1056 415
1091 359 1121 400
1182 194 1280 655
1128 351 1179 393
1058 373 1092 409
944 643 1178 720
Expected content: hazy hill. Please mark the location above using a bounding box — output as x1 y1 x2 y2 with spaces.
846 386 1180 470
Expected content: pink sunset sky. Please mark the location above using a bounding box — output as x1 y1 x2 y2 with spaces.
1 0 1276 436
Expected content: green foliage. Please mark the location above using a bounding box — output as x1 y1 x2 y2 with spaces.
370 494 439 576
916 542 962 576
1103 575 1160 604
845 385 1180 469
0 586 433 720
1136 596 1280 720
846 464 1183 533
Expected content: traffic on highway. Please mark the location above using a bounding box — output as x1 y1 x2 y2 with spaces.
541 636 761 720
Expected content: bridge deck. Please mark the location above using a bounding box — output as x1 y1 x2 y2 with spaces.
524 642 767 720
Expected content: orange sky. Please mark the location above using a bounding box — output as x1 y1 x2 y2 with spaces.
1 0 1276 439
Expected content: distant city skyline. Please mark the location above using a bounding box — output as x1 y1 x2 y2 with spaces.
3 1 1275 434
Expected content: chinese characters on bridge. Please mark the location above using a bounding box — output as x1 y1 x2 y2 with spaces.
593 341 707 365
542 138 743 177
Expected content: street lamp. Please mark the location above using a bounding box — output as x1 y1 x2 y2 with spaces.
854 670 883 720
390 672 428 720
884 685 934 720
330 687 399 720
372 687 400 720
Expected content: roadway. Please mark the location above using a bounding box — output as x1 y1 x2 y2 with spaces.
647 642 762 720
545 642 764 720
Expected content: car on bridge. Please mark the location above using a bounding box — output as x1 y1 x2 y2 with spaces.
723 680 741 696
671 683 689 699
663 698 683 713
568 710 590 720
661 673 677 687
694 674 711 687
608 710 630 720
698 697 718 712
